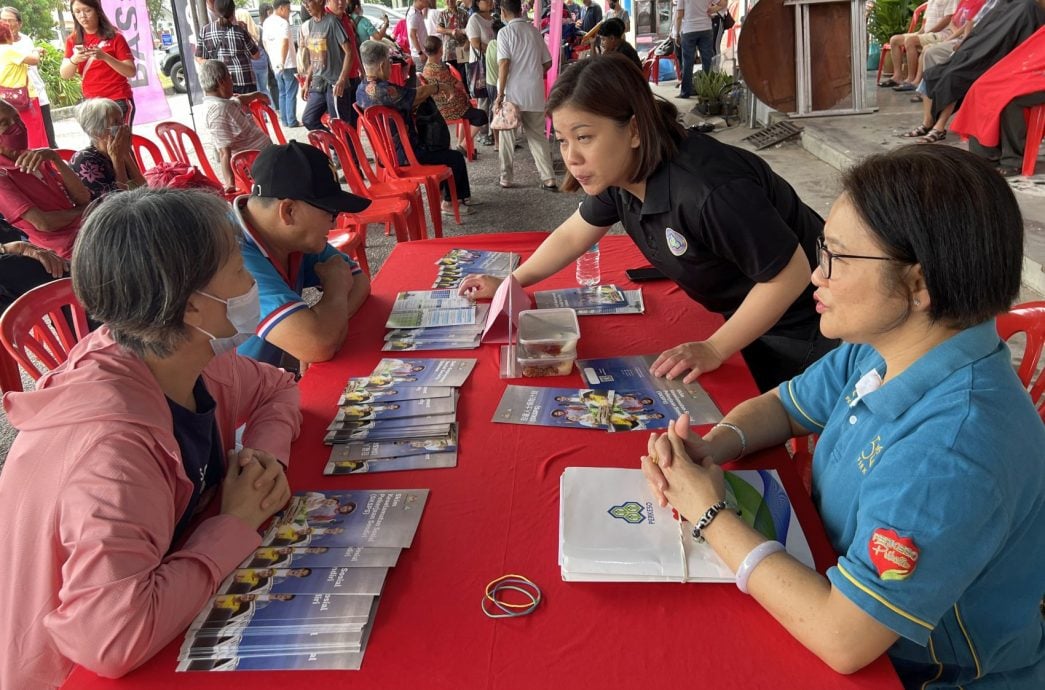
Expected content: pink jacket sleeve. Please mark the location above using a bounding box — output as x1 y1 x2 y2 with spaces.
209 353 302 465
43 437 262 678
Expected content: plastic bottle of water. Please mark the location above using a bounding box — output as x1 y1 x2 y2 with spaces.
575 242 601 288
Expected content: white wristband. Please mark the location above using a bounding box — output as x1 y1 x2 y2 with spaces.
735 540 785 594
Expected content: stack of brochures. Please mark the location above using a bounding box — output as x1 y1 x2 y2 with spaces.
177 488 428 671
383 290 488 351
323 358 477 475
430 248 518 290
493 354 721 432
534 284 645 315
559 467 815 582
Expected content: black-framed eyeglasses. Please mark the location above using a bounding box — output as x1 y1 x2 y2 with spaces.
815 236 896 279
305 202 338 223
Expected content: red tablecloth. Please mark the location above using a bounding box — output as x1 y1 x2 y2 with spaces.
65 233 902 689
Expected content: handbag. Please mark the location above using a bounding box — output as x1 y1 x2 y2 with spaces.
720 11 736 30
468 48 488 99
490 99 520 131
0 85 29 112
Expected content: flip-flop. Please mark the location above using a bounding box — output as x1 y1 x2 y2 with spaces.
878 79 899 88
899 124 932 138
892 83 916 92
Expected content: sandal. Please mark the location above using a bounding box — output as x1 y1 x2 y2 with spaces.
878 78 899 88
918 128 946 144
541 181 558 192
899 124 932 138
996 166 1021 178
892 83 916 92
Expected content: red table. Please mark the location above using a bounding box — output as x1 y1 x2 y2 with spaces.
66 233 902 689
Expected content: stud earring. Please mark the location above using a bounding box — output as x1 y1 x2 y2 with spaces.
913 299 921 307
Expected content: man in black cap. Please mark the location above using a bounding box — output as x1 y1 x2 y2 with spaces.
234 141 372 369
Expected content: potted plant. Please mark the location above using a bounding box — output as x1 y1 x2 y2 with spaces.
867 0 918 74
694 70 733 117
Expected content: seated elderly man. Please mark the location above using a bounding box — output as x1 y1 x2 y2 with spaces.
0 97 90 260
356 39 479 217
69 98 146 200
234 141 371 370
199 59 274 193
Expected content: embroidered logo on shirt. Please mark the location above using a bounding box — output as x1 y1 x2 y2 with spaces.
856 434 884 474
665 227 687 256
868 528 919 580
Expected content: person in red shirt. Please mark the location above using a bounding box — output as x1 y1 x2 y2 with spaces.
0 98 91 260
59 0 137 126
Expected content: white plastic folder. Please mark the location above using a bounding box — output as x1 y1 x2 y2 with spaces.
558 467 815 582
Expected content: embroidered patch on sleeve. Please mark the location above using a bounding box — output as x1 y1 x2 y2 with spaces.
868 528 919 581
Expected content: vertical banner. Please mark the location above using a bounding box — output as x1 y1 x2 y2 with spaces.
103 0 171 124
169 0 205 107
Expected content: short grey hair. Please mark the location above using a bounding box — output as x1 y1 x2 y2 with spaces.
0 7 21 21
75 98 122 141
72 188 239 358
198 59 230 93
360 40 389 74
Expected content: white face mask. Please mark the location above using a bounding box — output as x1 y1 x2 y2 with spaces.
193 282 261 356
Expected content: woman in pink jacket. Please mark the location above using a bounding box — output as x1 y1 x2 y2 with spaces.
0 187 302 689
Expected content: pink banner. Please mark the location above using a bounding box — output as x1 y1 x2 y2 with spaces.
102 0 171 124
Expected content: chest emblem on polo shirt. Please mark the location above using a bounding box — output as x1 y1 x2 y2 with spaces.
665 227 687 256
868 528 919 580
856 434 884 474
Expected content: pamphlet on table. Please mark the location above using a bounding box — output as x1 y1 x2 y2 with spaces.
559 467 815 582
383 289 489 350
576 354 722 425
430 248 518 289
534 285 646 315
178 488 428 672
324 359 473 471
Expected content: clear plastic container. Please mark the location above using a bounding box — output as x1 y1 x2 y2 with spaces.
518 308 581 359
517 353 576 377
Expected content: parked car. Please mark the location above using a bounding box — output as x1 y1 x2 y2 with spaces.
159 41 187 94
361 3 406 31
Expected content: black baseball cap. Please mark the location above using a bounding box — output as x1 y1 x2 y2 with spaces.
250 141 371 214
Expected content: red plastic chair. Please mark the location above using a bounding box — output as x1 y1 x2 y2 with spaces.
1022 104 1045 177
358 105 461 235
996 300 1045 421
230 149 260 195
876 3 928 85
307 130 420 247
54 148 76 162
0 348 21 393
131 133 165 172
249 100 288 145
154 121 221 185
0 278 90 382
329 119 427 239
641 50 681 86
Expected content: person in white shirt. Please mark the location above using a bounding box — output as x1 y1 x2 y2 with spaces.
879 0 956 87
262 0 300 127
495 0 555 191
676 0 727 98
199 59 274 192
407 0 430 70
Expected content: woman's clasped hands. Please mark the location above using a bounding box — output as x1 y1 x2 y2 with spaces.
641 414 727 523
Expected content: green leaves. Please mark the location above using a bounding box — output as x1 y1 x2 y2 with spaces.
36 41 82 108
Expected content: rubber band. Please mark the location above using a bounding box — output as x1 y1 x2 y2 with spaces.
481 574 542 619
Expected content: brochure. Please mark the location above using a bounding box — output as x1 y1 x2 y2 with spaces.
534 285 626 309
370 358 477 387
260 490 429 549
324 451 458 475
385 307 476 330
492 386 614 431
382 335 481 351
431 248 518 289
559 467 815 582
324 422 456 444
181 627 364 659
576 354 722 425
187 593 375 633
217 567 388 597
339 381 454 405
330 395 457 424
239 546 402 570
327 429 458 462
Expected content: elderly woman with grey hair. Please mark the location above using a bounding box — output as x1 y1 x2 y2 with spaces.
0 186 301 689
69 97 145 200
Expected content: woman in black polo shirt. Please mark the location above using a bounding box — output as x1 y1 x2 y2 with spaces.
459 54 835 391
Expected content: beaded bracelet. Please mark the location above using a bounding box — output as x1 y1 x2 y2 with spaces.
714 422 747 460
690 500 739 543
735 540 785 593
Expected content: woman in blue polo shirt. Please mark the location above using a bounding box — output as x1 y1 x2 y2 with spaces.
643 145 1044 687
459 54 835 392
